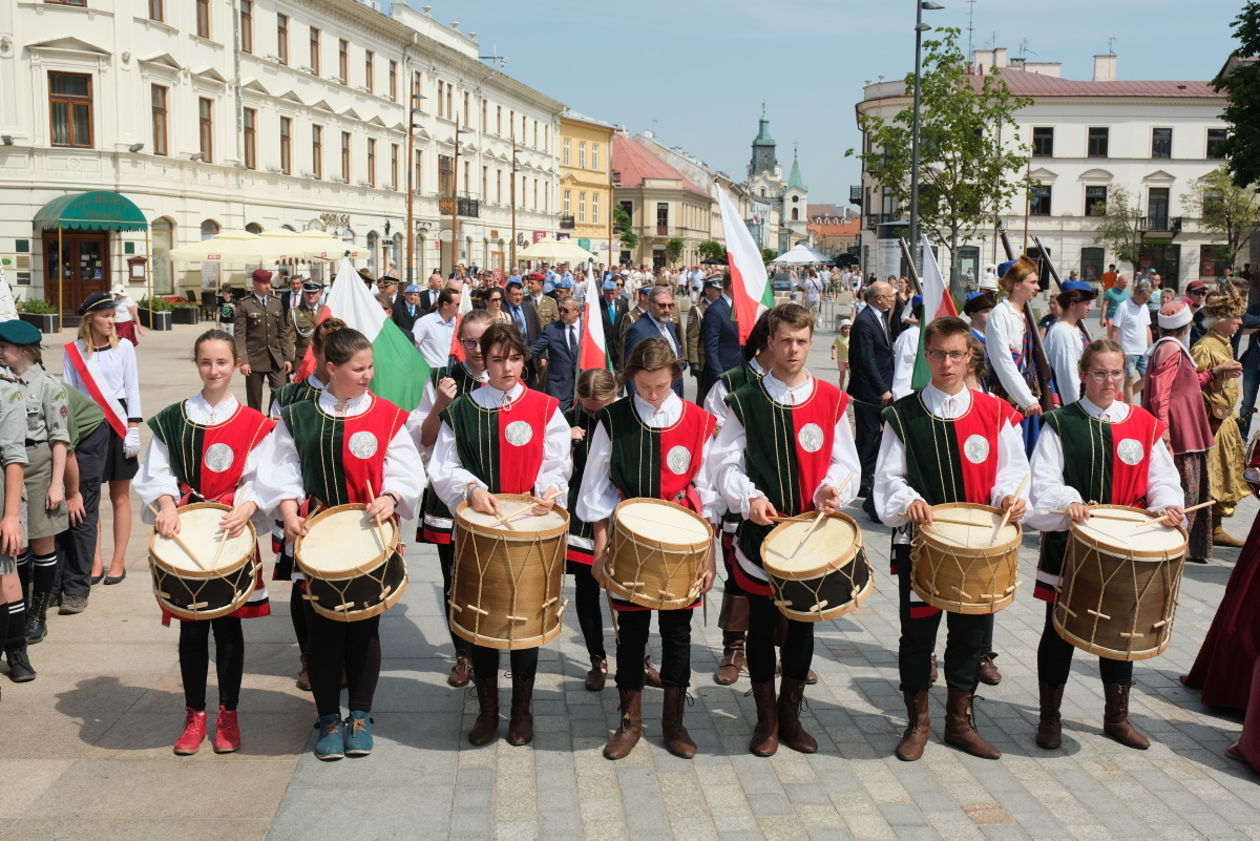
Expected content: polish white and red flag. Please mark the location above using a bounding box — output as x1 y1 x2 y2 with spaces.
717 186 774 344
578 267 610 372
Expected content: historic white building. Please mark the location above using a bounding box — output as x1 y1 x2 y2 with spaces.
0 0 563 310
856 50 1233 288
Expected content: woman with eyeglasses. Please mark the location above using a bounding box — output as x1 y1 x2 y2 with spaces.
1026 338 1184 753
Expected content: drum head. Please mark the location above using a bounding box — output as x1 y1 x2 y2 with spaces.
301 506 399 575
923 504 1018 551
763 514 860 580
458 501 567 532
1074 506 1185 558
152 504 254 573
615 499 710 548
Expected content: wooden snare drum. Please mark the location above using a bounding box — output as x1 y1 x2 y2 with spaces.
911 503 1021 614
761 512 871 622
149 502 259 621
295 504 407 621
606 498 712 610
1053 505 1187 661
450 494 568 650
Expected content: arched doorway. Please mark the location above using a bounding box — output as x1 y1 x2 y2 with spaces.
151 217 175 295
366 231 379 274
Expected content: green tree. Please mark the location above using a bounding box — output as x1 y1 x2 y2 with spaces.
697 240 725 262
1213 2 1260 187
613 205 637 250
665 238 684 265
847 27 1031 297
760 247 777 264
1182 165 1260 267
1092 186 1145 274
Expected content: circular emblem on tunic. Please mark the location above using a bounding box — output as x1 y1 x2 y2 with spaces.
797 423 824 453
1117 438 1144 466
348 430 379 460
204 443 234 474
963 434 990 465
666 445 692 475
504 420 533 447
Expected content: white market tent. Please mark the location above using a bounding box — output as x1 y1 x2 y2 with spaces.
769 244 828 265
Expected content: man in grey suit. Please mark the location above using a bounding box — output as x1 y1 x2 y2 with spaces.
529 295 583 405
623 286 686 397
698 276 742 406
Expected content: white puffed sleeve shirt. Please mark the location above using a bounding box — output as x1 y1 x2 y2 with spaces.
985 300 1036 410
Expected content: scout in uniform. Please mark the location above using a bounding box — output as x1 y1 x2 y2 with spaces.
0 372 28 687
52 387 108 615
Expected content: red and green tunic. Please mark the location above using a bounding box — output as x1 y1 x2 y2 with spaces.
147 401 276 621
564 403 600 566
718 362 765 569
418 363 487 544
269 378 322 560
440 386 558 495
598 395 717 611
882 389 1022 616
1034 401 1167 602
725 378 849 596
273 379 323 412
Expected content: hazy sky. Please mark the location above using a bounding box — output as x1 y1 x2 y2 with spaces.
402 1 1244 205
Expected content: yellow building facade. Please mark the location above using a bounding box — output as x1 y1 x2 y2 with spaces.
558 112 615 265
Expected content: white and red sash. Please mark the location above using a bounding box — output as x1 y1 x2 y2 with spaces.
64 341 127 437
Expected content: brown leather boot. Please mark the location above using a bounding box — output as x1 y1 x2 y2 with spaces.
943 688 1000 759
447 650 472 688
662 686 697 758
716 594 749 686
468 676 499 746
296 653 311 692
644 654 663 689
1103 682 1149 750
1036 683 1065 750
895 689 931 761
777 676 817 754
714 638 746 685
506 675 534 746
929 653 938 684
748 680 779 757
978 652 1002 686
603 688 642 759
585 655 608 692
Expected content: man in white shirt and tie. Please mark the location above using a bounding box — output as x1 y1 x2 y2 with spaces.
623 286 686 397
411 287 461 367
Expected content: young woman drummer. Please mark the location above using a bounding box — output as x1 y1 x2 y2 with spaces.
428 322 571 747
253 327 425 761
564 368 618 692
62 292 142 585
580 338 719 759
134 330 274 754
1026 339 1185 751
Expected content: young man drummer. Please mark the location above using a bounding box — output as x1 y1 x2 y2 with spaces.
712 303 860 757
1026 339 1184 751
579 338 719 760
428 322 571 747
873 315 1030 761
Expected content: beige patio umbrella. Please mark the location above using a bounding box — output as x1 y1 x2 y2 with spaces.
168 230 270 263
517 238 596 264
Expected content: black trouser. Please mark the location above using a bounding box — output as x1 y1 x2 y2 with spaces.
897 560 986 693
178 617 244 711
307 612 380 716
720 528 749 646
470 645 538 681
747 592 812 684
244 368 285 413
55 422 109 598
853 401 884 494
569 562 606 660
289 583 311 654
614 608 691 690
437 542 465 653
1037 603 1132 686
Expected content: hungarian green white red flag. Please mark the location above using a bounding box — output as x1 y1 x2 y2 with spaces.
717 186 775 344
578 268 610 371
325 258 427 411
910 236 958 390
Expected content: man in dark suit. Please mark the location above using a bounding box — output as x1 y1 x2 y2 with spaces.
279 274 305 317
529 295 582 405
418 271 444 313
699 276 742 405
623 286 686 397
617 286 651 367
392 284 424 333
848 281 895 517
596 279 628 366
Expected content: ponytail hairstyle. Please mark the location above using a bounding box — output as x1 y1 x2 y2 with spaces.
576 368 618 402
322 327 372 366
310 317 348 359
998 256 1038 297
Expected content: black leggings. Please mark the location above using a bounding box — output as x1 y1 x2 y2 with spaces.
570 563 606 660
307 613 381 717
178 617 244 711
614 608 691 690
1036 603 1133 686
747 593 813 684
290 583 310 654
897 567 987 693
437 542 466 653
470 645 538 681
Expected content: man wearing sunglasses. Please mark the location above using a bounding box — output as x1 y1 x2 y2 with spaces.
529 296 583 405
623 286 686 397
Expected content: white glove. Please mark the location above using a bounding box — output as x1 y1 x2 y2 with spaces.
123 427 140 459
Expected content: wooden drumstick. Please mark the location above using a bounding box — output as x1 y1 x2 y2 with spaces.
991 474 1029 546
209 509 235 570
146 504 208 571
497 489 561 527
1176 499 1215 516
792 471 855 555
364 481 393 554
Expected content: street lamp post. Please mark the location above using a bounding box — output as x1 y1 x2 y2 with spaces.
509 123 518 270
449 114 471 274
908 0 944 272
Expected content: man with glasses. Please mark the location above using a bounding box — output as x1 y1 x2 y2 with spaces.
623 287 685 397
530 296 583 405
849 282 896 518
412 287 462 367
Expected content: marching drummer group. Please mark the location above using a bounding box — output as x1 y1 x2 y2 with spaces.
25 256 1190 764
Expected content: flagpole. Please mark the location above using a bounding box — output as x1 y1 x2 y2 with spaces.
897 237 923 295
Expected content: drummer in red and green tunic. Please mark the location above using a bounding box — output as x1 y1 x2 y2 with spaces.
407 309 492 689
134 329 275 757
712 303 860 758
252 326 425 763
428 322 571 749
1027 338 1184 753
578 338 719 761
872 316 1030 763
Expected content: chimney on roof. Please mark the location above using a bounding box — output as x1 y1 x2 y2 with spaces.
993 47 1008 68
1093 53 1117 82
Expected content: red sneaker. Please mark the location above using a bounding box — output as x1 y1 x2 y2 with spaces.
173 707 207 755
213 706 241 754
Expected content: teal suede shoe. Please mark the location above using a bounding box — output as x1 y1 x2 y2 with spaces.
314 714 345 761
344 711 374 756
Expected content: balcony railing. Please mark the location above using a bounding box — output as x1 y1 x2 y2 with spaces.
438 193 480 218
559 214 575 229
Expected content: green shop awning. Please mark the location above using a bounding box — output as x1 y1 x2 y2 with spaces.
33 191 148 232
